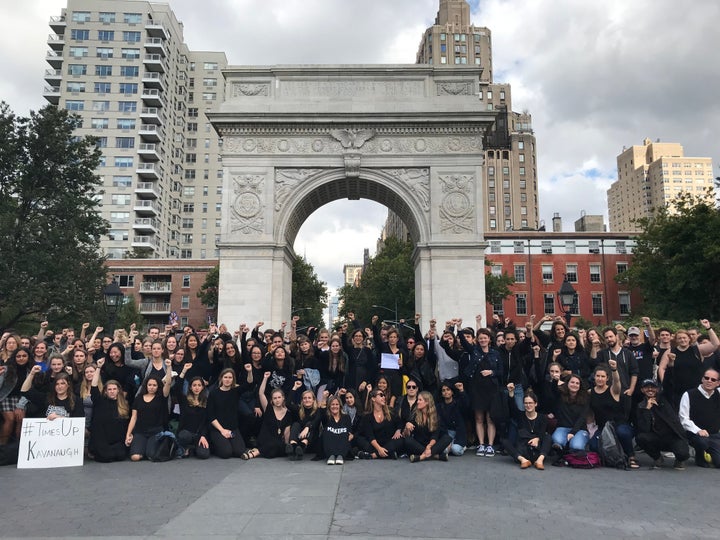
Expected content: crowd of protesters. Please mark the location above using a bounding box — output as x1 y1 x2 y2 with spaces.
1 311 719 470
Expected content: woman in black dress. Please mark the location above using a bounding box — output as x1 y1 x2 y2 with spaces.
176 369 210 459
356 388 404 460
207 368 247 459
405 391 452 462
89 358 129 462
322 395 352 465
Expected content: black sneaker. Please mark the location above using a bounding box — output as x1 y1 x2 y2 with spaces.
295 445 304 461
439 452 449 462
358 451 372 460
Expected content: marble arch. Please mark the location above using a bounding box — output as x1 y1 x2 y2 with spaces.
209 65 499 329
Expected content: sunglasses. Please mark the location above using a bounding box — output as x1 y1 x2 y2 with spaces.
406 384 417 389
374 392 385 398
703 376 719 382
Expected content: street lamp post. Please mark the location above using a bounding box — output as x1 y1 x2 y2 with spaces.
558 277 577 328
103 281 124 334
371 302 398 326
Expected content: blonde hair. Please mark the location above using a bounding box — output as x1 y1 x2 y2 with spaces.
80 365 102 399
298 390 318 421
104 379 129 418
412 391 438 433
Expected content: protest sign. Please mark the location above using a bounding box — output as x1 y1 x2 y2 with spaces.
17 417 85 469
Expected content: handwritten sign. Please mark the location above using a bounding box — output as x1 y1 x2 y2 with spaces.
381 353 400 370
17 418 85 469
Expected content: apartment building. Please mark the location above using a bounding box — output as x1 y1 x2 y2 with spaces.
607 138 714 232
416 0 539 231
44 0 226 260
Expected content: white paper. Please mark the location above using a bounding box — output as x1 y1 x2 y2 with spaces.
381 353 400 370
17 417 85 469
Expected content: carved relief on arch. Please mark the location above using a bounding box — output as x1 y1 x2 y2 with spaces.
439 174 475 234
230 174 265 235
274 169 323 212
383 169 430 212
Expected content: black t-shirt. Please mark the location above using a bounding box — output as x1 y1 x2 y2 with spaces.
628 342 656 387
132 393 167 433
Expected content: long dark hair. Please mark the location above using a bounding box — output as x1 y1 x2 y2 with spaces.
559 374 589 405
48 372 76 411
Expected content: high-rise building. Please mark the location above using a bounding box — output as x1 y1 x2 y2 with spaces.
607 138 714 232
416 0 539 232
44 0 226 260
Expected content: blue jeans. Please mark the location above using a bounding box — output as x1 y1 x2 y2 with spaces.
501 385 524 412
552 427 589 451
446 429 465 456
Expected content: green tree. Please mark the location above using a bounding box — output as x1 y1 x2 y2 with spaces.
0 104 108 332
617 191 720 320
339 237 415 327
485 259 515 312
115 296 146 332
197 264 219 316
125 247 155 259
292 255 328 329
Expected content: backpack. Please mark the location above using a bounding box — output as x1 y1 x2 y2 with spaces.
148 431 179 462
598 421 628 469
563 451 601 469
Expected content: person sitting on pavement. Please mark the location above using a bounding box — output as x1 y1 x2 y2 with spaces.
679 368 720 468
404 391 452 462
502 386 551 470
550 374 590 453
635 379 690 470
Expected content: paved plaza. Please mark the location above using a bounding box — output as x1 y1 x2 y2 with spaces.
1 451 718 540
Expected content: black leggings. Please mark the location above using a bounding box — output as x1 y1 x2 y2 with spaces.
177 429 211 460
91 439 127 462
210 429 246 459
404 434 453 456
501 435 552 463
357 436 405 457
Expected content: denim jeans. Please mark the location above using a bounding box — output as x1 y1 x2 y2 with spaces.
552 427 589 451
446 429 465 456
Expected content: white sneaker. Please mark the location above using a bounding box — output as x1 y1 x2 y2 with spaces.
335 455 344 465
327 455 336 465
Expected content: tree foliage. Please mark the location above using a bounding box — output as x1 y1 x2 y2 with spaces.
338 237 415 327
0 104 108 332
197 264 219 309
485 259 516 310
292 255 328 329
115 296 146 332
617 191 720 320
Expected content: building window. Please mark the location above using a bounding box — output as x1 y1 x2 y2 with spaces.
110 194 131 205
68 64 87 76
95 65 112 76
589 264 601 283
123 12 143 23
123 31 142 42
565 264 578 283
502 166 509 175
65 100 84 111
112 176 132 187
67 82 86 93
490 264 502 278
115 137 135 149
203 62 219 70
116 119 136 130
565 241 576 254
118 83 138 94
120 65 139 77
592 293 603 316
202 93 216 101
513 241 524 254
69 46 89 57
71 11 91 22
97 30 115 41
113 157 133 168
543 294 555 315
616 241 627 254
182 218 194 229
616 263 628 275
489 219 496 229
183 203 195 213
518 141 524 150
91 118 108 129
109 212 130 223
94 82 111 93
619 292 631 315
542 264 553 282
514 264 526 283
182 275 191 288
489 241 501 254
116 275 134 287
71 29 90 41
180 250 193 259
121 48 141 59
118 101 137 112
541 241 553 254
589 240 600 254
108 229 128 242
516 293 527 316
99 12 116 23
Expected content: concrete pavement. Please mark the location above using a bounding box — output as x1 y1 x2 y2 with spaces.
0 451 718 539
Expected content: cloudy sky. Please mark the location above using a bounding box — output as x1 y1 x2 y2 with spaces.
2 0 718 293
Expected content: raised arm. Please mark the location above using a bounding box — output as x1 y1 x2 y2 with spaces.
162 359 173 397
608 359 622 401
258 370 270 411
698 319 719 356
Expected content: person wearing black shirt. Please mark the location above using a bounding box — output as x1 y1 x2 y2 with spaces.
125 360 173 461
357 388 404 459
405 392 452 462
503 386 551 470
635 379 689 470
175 369 210 459
679 368 720 468
207 368 247 459
322 395 353 464
89 358 129 462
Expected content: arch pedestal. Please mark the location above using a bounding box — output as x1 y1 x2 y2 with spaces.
209 65 499 330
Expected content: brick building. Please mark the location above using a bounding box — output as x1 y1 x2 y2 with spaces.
485 233 641 326
105 259 217 330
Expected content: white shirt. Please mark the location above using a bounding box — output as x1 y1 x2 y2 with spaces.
678 385 720 434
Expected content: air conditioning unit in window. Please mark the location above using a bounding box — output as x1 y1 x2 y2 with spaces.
542 279 552 284
589 248 600 254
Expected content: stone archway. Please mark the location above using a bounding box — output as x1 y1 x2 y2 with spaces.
209 65 498 329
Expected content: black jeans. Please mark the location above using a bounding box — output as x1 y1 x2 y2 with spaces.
636 431 690 461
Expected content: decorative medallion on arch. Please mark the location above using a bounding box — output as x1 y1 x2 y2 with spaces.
209 65 499 332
